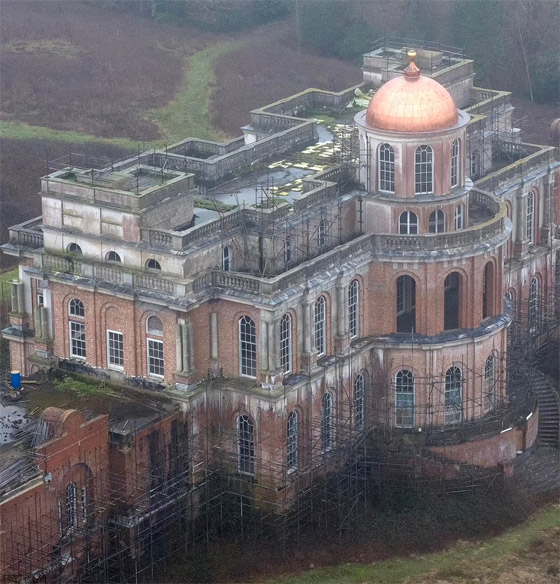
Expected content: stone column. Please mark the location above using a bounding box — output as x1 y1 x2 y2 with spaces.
513 191 528 258
176 319 185 372
209 312 220 374
300 288 315 372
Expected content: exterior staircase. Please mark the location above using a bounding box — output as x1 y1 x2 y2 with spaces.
533 373 559 447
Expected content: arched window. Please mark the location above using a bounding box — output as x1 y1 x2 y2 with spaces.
222 246 231 271
237 415 255 475
318 219 326 248
528 277 539 333
239 316 257 377
146 315 163 336
69 299 86 359
399 211 418 235
321 392 333 451
67 243 82 254
146 258 161 271
444 272 461 330
348 280 359 338
415 145 433 194
395 370 414 428
445 366 463 424
484 354 496 411
505 290 515 316
105 251 121 263
69 298 84 317
526 192 535 244
482 262 494 319
470 150 479 177
354 374 365 431
455 204 464 230
429 210 445 234
287 411 298 472
280 313 292 374
451 139 460 188
378 143 395 192
66 482 78 531
396 275 416 333
314 296 326 357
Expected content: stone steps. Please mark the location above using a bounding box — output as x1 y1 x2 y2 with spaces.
533 373 559 447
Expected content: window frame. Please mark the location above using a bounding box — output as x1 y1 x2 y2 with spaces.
314 296 327 357
105 250 121 263
146 258 162 271
444 366 463 424
484 354 496 412
146 315 163 336
399 211 418 235
318 219 327 249
239 315 257 378
287 411 299 473
378 143 395 193
66 482 78 532
237 414 255 476
67 243 83 255
321 392 333 452
147 338 165 378
455 204 464 230
451 139 460 188
429 209 445 234
69 320 86 360
395 370 414 428
280 313 293 374
526 191 535 244
107 329 124 371
222 246 231 271
414 145 434 195
528 277 539 333
348 280 359 338
354 374 365 431
69 298 84 318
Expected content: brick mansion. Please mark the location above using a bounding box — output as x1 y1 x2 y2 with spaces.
1 40 559 581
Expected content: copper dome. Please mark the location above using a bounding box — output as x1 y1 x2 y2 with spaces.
366 55 458 133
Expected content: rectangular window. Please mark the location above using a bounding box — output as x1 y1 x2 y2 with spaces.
69 321 86 359
147 339 164 378
107 330 124 370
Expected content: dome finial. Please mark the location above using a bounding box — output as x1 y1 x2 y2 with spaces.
404 49 420 79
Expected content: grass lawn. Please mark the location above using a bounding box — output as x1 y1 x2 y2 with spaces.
0 40 237 148
267 505 560 584
147 41 238 144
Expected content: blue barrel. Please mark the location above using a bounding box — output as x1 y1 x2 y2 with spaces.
11 370 21 389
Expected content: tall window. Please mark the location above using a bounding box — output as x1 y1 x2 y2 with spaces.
107 330 124 369
70 322 86 359
318 219 326 248
470 150 479 177
482 262 494 319
287 411 299 472
354 374 365 431
455 204 464 230
444 272 461 330
451 139 460 188
81 486 88 522
484 354 496 411
239 316 257 377
445 366 463 424
378 143 395 192
429 210 445 233
528 277 539 333
147 339 164 377
395 370 414 428
69 298 84 318
106 251 121 262
415 145 433 194
66 482 78 531
396 275 416 333
237 415 255 475
348 280 359 338
314 296 326 357
526 192 535 244
321 392 333 451
399 211 418 235
280 313 292 374
284 235 292 264
222 246 231 271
